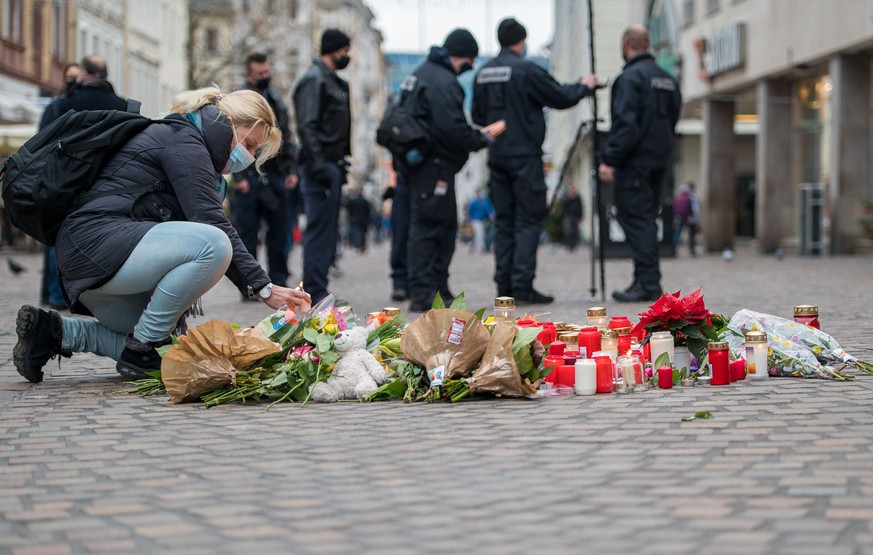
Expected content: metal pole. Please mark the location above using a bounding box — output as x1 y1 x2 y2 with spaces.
586 0 606 302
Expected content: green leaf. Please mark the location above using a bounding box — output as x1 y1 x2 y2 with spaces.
672 369 680 385
473 307 487 320
362 379 408 402
513 326 542 349
681 411 714 422
303 328 319 344
315 333 333 354
146 369 162 379
678 324 709 341
432 292 446 310
319 351 339 366
449 292 467 311
653 352 671 369
157 344 173 357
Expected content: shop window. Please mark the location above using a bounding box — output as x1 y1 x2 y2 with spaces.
205 27 218 54
50 0 68 61
289 0 298 18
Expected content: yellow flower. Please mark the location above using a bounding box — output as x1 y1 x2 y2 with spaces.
485 316 495 324
325 363 335 373
324 323 338 335
813 345 822 354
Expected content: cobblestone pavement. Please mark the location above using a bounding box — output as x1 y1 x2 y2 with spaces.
2 242 873 555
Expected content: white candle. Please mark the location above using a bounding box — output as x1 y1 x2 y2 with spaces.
649 331 675 365
673 346 691 373
574 359 597 395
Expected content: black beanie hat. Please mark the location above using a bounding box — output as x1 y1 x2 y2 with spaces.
497 17 527 47
443 28 479 58
321 28 351 55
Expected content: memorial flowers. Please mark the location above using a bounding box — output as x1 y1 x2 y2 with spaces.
633 287 727 361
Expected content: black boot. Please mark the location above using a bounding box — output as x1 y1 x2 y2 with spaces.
116 335 170 380
13 305 72 383
513 288 555 305
612 282 662 303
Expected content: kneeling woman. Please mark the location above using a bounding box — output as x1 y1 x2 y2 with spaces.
14 86 310 382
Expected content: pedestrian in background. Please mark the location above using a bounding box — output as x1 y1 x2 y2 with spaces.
230 53 297 296
345 186 370 253
39 57 121 311
401 28 506 312
598 24 682 303
472 17 597 306
561 185 583 251
294 29 352 304
672 182 701 256
467 188 494 253
385 172 410 302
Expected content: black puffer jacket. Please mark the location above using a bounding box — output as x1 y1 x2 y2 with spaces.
56 104 271 314
600 52 682 175
403 46 489 174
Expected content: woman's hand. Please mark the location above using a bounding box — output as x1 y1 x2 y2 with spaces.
265 285 312 311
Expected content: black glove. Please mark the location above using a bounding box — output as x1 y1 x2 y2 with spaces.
382 187 396 201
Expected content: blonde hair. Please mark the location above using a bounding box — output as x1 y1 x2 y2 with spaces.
171 85 281 173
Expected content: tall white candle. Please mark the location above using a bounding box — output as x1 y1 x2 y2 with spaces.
649 331 675 365
574 359 597 395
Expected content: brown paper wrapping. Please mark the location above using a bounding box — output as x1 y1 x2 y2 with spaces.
400 308 490 379
161 320 281 404
467 322 539 397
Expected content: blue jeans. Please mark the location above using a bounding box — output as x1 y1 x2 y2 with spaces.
60 222 233 360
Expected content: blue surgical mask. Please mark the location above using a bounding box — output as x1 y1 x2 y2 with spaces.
521 44 528 58
227 143 255 173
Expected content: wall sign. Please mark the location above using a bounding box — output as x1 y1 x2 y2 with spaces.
695 21 745 81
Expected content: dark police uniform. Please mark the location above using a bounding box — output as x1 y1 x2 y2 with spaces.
600 51 681 296
402 47 490 309
231 84 296 288
472 48 592 299
293 59 351 303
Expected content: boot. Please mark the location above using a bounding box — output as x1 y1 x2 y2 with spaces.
612 282 662 303
513 288 555 305
13 305 72 383
116 335 170 380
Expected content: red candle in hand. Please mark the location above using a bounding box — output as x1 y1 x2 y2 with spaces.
657 366 673 389
594 355 612 393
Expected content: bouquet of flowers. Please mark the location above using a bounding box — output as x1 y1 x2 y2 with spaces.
632 287 727 361
726 309 872 381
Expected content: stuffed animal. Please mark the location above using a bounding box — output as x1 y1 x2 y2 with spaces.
310 326 389 402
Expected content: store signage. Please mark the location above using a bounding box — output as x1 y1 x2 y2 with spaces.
695 21 745 81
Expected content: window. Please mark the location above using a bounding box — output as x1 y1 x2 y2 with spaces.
51 0 68 60
2 0 23 43
682 0 694 26
205 27 218 54
31 0 43 52
289 0 298 18
706 0 719 14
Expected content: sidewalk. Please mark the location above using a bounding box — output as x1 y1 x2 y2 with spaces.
1 243 873 554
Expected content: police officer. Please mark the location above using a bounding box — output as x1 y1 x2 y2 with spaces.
293 29 352 304
402 28 505 312
598 24 682 303
231 52 298 292
472 18 597 305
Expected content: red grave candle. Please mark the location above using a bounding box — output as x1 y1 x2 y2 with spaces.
537 322 557 345
557 364 576 387
594 355 612 393
548 341 566 357
578 327 601 359
709 341 730 385
730 359 746 381
609 316 632 330
657 366 673 389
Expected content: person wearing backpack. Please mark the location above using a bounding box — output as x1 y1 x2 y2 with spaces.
38 56 122 312
11 86 311 384
401 28 506 312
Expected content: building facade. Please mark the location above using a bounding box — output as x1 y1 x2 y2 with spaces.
680 0 873 254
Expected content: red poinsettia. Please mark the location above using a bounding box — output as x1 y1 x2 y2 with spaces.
632 287 726 361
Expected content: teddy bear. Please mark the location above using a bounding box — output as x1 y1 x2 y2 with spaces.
309 326 390 402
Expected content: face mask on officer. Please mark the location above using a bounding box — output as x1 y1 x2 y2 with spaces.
457 58 474 75
254 76 271 90
520 43 528 58
335 55 351 70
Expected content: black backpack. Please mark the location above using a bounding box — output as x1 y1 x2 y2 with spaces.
375 80 433 168
0 107 168 246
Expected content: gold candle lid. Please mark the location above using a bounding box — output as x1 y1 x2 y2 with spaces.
794 305 819 316
708 341 729 350
613 326 632 336
382 307 401 317
744 331 768 343
494 296 515 308
600 329 618 339
558 332 578 343
368 311 383 320
587 307 607 317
